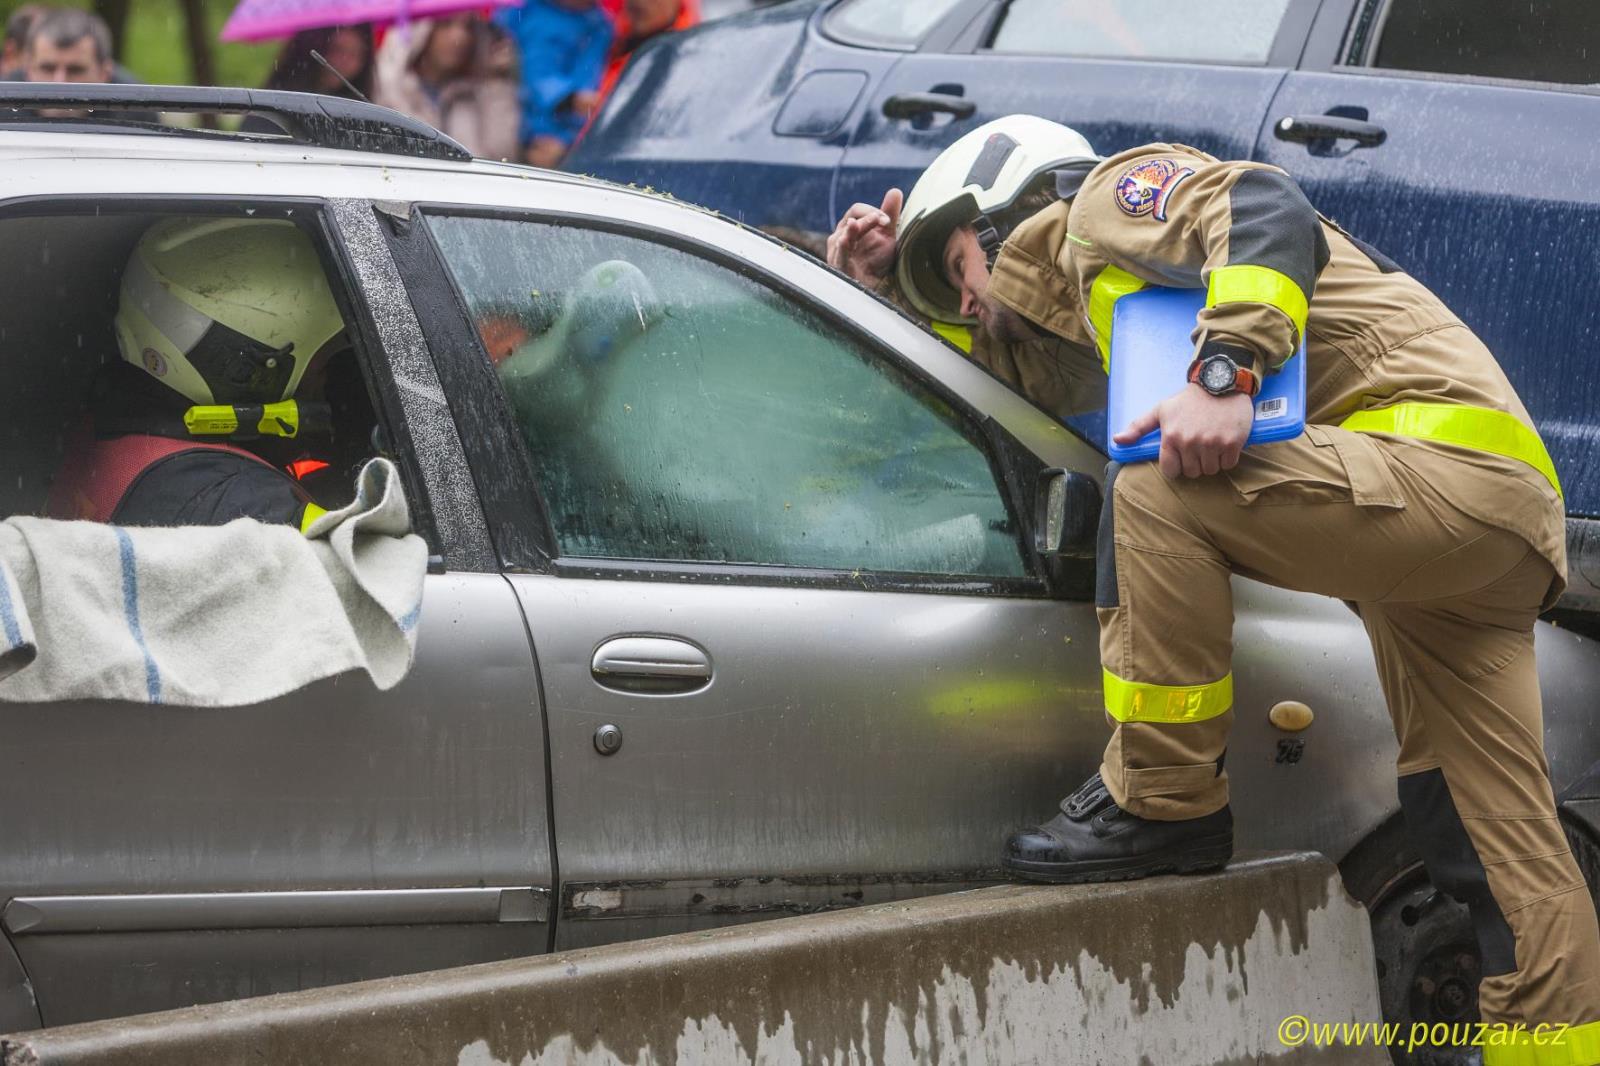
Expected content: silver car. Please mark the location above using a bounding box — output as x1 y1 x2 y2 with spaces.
0 88 1595 1052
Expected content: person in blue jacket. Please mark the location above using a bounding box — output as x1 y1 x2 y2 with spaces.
496 0 614 168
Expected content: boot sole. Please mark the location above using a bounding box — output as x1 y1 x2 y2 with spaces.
1001 833 1234 885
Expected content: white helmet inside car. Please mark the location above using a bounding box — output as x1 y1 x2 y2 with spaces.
896 115 1100 323
115 217 347 408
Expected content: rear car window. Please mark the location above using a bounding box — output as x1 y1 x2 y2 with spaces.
1366 0 1600 86
989 0 1293 65
826 0 967 48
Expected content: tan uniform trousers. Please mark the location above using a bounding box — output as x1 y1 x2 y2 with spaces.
1097 425 1600 1033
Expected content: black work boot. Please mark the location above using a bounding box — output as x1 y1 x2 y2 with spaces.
1002 773 1234 884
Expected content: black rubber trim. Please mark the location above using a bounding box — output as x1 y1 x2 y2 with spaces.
380 209 556 572
1095 461 1122 609
1397 768 1518 976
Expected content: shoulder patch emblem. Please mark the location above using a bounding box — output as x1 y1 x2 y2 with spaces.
1114 158 1196 222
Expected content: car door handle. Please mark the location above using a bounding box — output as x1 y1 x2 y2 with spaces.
591 637 712 693
1273 114 1387 147
882 92 976 121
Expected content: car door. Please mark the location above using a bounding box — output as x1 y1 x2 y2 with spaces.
382 183 1117 950
830 0 1320 221
0 196 554 1026
1254 0 1600 519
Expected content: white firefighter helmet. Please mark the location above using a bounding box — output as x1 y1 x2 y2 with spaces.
896 115 1100 323
114 217 347 406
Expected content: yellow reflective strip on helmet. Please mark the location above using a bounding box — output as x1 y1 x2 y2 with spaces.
1103 668 1232 724
183 406 241 436
1483 1019 1600 1066
1205 264 1309 340
299 502 328 535
1089 265 1148 373
258 400 301 438
1341 402 1562 499
931 320 974 353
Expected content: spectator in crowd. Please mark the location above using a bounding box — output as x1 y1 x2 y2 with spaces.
15 8 157 122
0 4 47 79
496 0 613 169
596 0 698 102
240 25 374 136
20 8 114 85
373 15 520 161
262 25 375 98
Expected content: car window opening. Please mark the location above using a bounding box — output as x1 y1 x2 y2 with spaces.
0 209 381 529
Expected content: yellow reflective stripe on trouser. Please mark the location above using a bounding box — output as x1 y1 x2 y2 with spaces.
1103 668 1233 724
299 502 328 534
1483 1019 1600 1066
1089 265 1149 373
1205 263 1309 340
1341 402 1563 499
931 320 973 353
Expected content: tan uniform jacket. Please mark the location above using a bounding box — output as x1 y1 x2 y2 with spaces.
977 142 1565 590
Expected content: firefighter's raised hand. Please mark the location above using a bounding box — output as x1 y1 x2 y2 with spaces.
1114 384 1254 479
826 188 904 289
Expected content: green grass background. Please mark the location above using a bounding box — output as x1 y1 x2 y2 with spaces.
0 0 279 88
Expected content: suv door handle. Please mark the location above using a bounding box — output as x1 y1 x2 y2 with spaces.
882 92 976 121
1273 114 1387 147
591 637 712 694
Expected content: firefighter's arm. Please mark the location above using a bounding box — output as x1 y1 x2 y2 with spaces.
1077 147 1329 375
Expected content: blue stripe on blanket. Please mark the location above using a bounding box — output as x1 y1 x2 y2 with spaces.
398 601 421 633
113 527 162 705
0 569 23 651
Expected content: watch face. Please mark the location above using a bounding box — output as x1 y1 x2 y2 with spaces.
1200 356 1235 393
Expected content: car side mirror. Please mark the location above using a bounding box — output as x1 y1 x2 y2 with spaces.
1034 469 1102 559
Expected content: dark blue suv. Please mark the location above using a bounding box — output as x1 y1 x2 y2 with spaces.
570 0 1600 544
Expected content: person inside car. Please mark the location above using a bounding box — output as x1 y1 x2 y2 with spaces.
48 217 352 531
829 114 1599 1058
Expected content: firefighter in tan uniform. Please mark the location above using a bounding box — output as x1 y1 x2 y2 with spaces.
831 116 1600 1057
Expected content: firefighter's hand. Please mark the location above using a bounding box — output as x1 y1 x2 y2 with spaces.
826 189 903 288
1114 384 1254 479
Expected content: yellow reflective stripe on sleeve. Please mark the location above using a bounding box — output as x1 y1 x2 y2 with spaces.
1341 402 1562 499
1205 263 1309 340
931 320 974 353
1103 668 1233 724
1089 265 1148 373
299 502 328 535
1483 1019 1600 1066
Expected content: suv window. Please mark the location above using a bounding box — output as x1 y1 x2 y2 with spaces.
1365 0 1599 86
825 0 967 49
989 0 1292 64
3 208 377 522
427 215 1028 578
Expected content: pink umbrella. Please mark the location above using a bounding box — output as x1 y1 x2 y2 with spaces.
221 0 522 43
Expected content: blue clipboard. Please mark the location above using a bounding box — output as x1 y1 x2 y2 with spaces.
1106 286 1306 463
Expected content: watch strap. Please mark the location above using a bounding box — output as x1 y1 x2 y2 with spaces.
1187 340 1261 397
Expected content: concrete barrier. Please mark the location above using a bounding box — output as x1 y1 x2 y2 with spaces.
2 852 1384 1065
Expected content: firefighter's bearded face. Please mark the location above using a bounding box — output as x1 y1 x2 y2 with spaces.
943 224 1033 344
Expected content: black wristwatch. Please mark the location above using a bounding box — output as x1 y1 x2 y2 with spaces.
1187 342 1260 398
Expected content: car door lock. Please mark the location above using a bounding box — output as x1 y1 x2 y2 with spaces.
594 724 623 756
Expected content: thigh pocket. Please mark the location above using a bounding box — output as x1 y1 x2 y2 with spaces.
1224 424 1406 510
